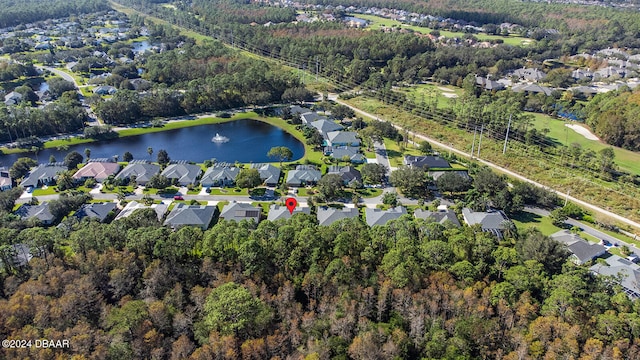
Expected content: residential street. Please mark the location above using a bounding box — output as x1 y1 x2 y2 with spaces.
524 206 640 257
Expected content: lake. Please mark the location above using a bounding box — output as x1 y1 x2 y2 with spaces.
0 120 305 166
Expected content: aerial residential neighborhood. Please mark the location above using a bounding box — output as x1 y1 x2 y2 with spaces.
2 0 640 358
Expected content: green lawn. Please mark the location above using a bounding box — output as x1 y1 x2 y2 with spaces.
32 187 59 196
510 210 562 236
531 113 640 175
398 83 462 109
208 188 248 196
354 14 532 46
355 188 383 198
383 137 421 167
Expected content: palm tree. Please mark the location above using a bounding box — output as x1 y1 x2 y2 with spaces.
84 148 91 162
501 220 518 240
147 147 153 160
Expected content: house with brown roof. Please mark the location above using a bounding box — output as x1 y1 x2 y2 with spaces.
73 161 120 182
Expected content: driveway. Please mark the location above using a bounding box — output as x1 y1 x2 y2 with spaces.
524 206 640 257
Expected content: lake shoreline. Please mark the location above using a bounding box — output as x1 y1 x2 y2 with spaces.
0 112 310 164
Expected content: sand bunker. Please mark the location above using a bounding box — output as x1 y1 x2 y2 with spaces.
565 123 599 141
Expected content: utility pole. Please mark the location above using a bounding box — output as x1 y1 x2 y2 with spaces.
470 125 477 158
315 57 319 81
503 113 512 154
564 190 570 207
477 123 484 158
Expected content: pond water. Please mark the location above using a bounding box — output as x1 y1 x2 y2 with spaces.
0 119 305 166
38 81 49 93
131 41 152 53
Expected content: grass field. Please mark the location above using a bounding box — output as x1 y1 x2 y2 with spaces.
110 1 211 45
353 14 532 46
531 113 640 175
398 83 462 109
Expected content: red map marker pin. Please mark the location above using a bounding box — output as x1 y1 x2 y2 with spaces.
285 197 297 214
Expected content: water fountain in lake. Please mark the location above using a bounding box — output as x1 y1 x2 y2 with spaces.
211 133 229 143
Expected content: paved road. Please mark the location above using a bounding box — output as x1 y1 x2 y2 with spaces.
38 66 78 87
329 94 640 232
36 65 101 124
524 206 640 257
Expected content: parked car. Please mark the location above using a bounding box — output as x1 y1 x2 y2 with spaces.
173 195 184 200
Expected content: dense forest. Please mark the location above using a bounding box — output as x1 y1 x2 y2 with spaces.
584 86 640 152
0 0 109 28
0 92 87 143
92 42 312 124
1 199 640 359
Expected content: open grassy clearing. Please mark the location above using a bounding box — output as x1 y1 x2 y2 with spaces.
398 83 462 109
531 113 640 175
110 1 210 45
353 14 531 46
510 211 562 236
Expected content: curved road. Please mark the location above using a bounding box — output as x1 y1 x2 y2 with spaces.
329 94 640 232
38 66 79 87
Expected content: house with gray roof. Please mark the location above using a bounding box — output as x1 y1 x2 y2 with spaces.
93 85 117 95
20 164 67 188
366 206 407 227
428 170 470 181
328 146 366 163
461 208 509 239
414 207 461 227
571 69 594 80
75 202 117 222
310 119 343 137
511 83 554 96
73 161 120 182
326 131 360 147
4 91 22 105
250 163 281 186
593 66 627 80
0 168 12 191
551 230 606 265
114 200 168 221
317 206 360 226
164 204 216 230
301 112 326 124
591 255 640 299
267 204 311 221
115 163 160 186
8 244 33 268
286 165 321 187
219 201 261 223
200 167 240 187
328 165 362 186
512 67 546 81
404 155 451 169
161 163 202 186
289 105 312 115
15 202 55 225
475 76 505 91
570 86 599 98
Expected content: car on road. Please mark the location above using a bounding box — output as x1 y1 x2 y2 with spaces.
173 195 184 200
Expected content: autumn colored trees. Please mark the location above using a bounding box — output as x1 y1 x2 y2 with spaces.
0 207 640 359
